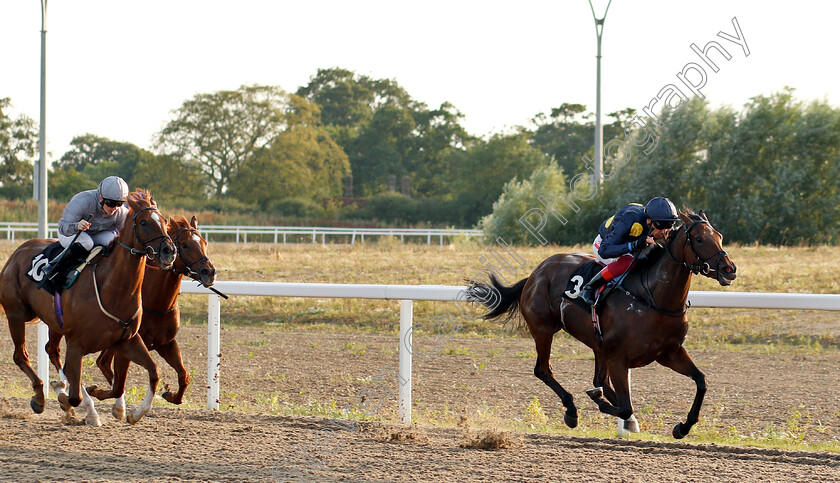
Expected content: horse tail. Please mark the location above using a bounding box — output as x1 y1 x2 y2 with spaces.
465 274 528 322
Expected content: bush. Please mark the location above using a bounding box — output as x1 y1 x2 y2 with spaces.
268 198 326 219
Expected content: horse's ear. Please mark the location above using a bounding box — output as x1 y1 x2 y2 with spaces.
678 210 692 224
190 215 198 229
699 209 709 221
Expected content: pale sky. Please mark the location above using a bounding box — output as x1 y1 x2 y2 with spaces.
0 1 836 162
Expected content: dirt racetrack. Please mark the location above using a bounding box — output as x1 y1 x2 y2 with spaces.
0 397 838 482
0 324 839 481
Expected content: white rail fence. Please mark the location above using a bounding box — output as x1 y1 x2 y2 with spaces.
0 222 483 245
34 283 840 424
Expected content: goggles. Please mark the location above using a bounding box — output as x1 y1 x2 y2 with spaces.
652 220 676 230
102 198 125 208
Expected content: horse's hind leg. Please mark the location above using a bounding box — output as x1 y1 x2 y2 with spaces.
606 359 641 437
531 333 578 428
586 353 620 417
45 327 64 375
657 346 706 439
156 339 190 404
95 348 116 386
7 314 45 413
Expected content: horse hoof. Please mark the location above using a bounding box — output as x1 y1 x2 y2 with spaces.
50 380 67 395
563 411 578 429
585 387 603 400
126 412 139 425
626 414 640 433
161 391 176 404
616 418 631 438
672 422 686 439
112 406 126 421
86 415 102 427
29 397 45 414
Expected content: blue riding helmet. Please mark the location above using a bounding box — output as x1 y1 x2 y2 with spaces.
645 197 679 229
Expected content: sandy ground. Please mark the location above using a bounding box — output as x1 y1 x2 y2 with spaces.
0 325 839 481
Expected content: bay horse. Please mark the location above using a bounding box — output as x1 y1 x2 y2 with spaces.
0 190 176 426
66 215 216 419
465 210 737 438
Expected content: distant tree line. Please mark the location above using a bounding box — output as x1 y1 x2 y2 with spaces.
483 89 840 246
1 72 838 244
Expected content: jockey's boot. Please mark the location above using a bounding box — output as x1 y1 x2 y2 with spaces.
579 270 608 306
62 243 91 289
40 243 86 285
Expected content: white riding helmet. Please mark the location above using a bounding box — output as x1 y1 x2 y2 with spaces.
98 176 129 201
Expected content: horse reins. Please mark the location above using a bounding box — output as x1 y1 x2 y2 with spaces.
118 206 172 261
665 219 728 276
620 220 727 317
171 227 210 279
97 204 172 329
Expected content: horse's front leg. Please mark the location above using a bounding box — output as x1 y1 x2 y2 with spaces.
156 339 190 404
607 359 639 437
56 344 101 426
87 351 130 421
110 335 159 425
657 346 706 439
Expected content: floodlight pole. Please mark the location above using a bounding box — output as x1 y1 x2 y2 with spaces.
36 0 50 400
589 0 612 185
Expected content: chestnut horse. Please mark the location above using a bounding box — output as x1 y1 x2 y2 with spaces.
465 210 737 438
64 215 216 419
0 190 176 426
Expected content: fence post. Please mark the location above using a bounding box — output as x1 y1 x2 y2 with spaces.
207 294 221 410
37 321 49 399
399 299 412 424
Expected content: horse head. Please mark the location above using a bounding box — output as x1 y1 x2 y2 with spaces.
169 215 216 286
670 209 737 286
126 190 176 270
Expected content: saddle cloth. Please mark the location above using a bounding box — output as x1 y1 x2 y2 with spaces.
562 260 606 312
25 242 85 295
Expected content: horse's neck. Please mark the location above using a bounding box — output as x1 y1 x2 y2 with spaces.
99 243 146 298
644 238 693 311
142 266 182 311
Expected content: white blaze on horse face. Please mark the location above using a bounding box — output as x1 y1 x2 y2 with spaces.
150 211 162 226
191 233 201 245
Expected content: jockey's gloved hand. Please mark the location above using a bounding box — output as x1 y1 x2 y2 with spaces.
632 237 648 251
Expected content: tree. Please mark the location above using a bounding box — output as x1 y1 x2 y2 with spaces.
298 68 471 197
228 124 350 208
0 97 37 199
132 154 206 202
156 85 296 197
453 131 548 225
53 134 154 190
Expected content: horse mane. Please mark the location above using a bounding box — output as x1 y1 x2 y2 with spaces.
168 215 191 230
126 189 156 212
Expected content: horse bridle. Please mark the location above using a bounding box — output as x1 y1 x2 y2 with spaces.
171 227 210 279
118 206 172 260
666 220 728 276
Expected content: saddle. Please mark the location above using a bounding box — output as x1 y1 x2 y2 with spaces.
562 259 634 347
27 243 101 295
